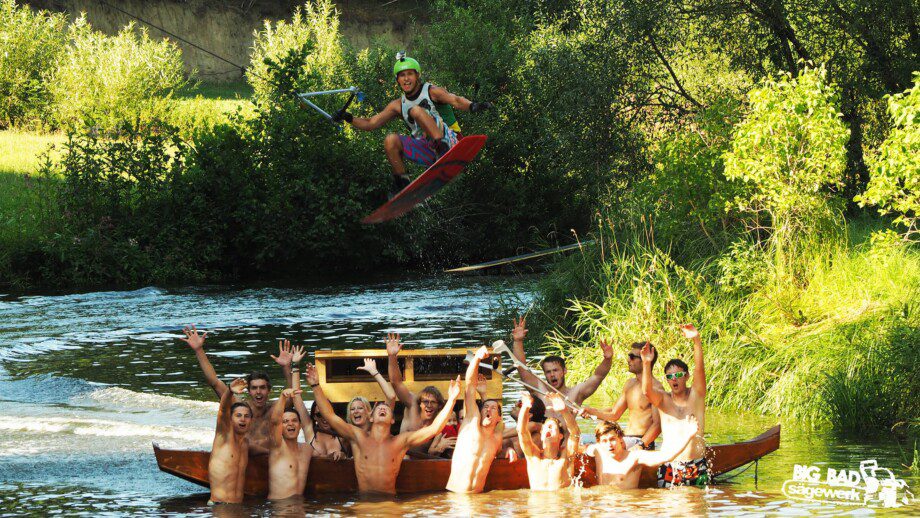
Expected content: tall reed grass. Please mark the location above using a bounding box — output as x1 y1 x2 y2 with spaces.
527 217 920 432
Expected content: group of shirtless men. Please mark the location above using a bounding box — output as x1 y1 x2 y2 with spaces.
182 319 707 504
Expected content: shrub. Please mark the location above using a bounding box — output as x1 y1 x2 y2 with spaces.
247 0 346 103
49 18 186 132
723 65 850 283
0 0 67 129
857 72 920 241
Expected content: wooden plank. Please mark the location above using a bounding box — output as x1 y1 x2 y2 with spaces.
445 240 596 273
315 348 503 402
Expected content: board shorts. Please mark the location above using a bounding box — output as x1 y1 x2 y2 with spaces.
399 123 459 167
657 457 710 488
624 435 654 450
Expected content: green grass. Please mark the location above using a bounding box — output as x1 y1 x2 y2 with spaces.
0 130 65 176
171 81 255 134
526 217 920 433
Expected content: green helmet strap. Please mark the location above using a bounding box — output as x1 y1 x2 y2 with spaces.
394 56 421 78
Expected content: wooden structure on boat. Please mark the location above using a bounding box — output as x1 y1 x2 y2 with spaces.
153 425 780 493
314 347 503 403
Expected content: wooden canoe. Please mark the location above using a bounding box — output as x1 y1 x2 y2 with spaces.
153 424 779 494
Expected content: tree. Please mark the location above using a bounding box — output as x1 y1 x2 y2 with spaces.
723 65 849 281
857 73 920 241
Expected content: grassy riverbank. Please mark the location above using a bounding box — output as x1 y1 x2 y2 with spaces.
517 217 920 434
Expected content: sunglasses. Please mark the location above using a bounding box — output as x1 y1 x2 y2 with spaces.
628 353 641 360
665 371 687 380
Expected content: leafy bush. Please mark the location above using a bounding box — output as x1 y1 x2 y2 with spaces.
247 0 346 103
723 65 850 283
0 0 67 129
49 18 186 132
857 73 920 241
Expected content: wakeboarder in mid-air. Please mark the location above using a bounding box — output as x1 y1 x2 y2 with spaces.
333 52 492 196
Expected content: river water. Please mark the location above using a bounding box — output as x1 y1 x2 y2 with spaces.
0 275 917 516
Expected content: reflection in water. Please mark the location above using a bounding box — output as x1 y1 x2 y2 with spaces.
1 277 918 516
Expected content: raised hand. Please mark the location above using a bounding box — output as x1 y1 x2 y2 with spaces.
385 333 403 356
357 358 379 377
546 393 566 413
180 325 207 351
512 317 528 342
291 345 306 364
506 448 518 462
281 388 294 398
680 414 700 436
599 338 613 360
230 377 248 395
474 345 489 361
680 324 700 341
304 363 319 386
640 341 655 363
448 375 461 400
520 392 533 411
271 339 294 366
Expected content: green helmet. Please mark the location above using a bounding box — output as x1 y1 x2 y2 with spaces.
393 54 421 77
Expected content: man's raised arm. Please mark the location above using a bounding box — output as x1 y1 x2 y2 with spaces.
270 340 305 389
218 378 247 434
681 324 706 397
386 333 416 408
641 343 666 408
180 326 228 399
338 100 400 131
404 376 461 448
571 339 613 403
357 358 397 409
289 365 314 444
463 346 489 422
510 317 543 392
304 363 358 442
429 86 492 113
516 394 540 457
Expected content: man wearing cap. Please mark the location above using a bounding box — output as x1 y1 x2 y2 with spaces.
332 53 493 196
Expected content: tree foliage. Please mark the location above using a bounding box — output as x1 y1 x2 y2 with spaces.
858 73 920 240
0 0 66 129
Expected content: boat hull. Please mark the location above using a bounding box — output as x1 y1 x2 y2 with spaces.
153 425 779 494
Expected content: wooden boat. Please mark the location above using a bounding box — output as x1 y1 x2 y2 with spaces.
153 425 780 494
156 347 779 493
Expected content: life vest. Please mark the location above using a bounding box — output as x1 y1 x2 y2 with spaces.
401 82 461 137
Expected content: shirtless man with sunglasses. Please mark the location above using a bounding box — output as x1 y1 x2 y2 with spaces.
641 324 708 488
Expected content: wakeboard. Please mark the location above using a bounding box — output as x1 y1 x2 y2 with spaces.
361 134 487 224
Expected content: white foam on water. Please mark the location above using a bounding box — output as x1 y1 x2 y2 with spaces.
76 386 217 414
0 415 212 456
